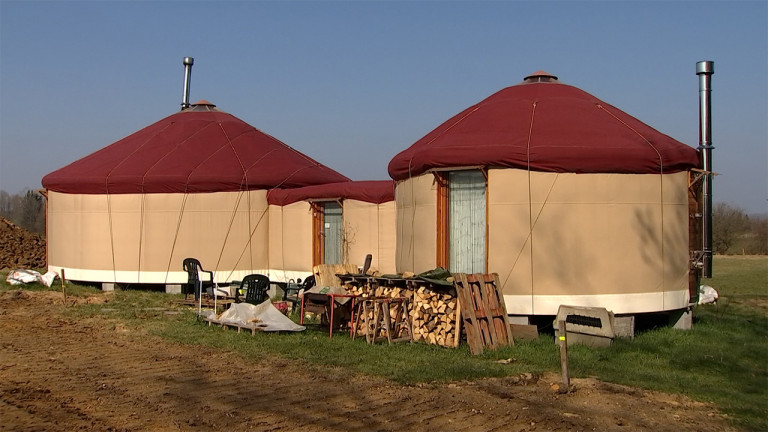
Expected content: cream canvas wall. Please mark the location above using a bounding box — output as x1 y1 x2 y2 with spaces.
342 200 396 274
47 190 270 284
394 169 692 315
266 199 397 280
394 175 438 273
48 189 398 286
267 202 314 282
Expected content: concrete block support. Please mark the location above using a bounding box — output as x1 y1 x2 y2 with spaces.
165 284 182 294
670 308 693 330
613 315 636 339
102 283 116 292
507 315 531 325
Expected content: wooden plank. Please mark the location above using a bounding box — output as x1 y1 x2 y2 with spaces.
452 295 462 348
558 320 570 388
469 274 498 349
455 273 484 355
313 263 358 288
489 273 514 346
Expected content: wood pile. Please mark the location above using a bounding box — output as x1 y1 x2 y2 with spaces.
346 282 461 348
0 217 46 270
409 287 460 347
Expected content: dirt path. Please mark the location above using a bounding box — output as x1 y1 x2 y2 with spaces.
0 291 734 432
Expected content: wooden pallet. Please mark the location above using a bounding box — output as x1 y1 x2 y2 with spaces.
454 273 514 355
203 317 266 335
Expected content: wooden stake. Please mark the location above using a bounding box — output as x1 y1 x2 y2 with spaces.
60 269 67 304
558 320 570 388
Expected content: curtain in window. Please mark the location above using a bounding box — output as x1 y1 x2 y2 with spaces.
448 171 486 273
323 202 343 264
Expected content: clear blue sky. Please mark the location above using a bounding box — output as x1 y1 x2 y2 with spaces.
1 1 766 214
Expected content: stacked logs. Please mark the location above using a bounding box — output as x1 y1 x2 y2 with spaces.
409 287 460 347
346 282 461 348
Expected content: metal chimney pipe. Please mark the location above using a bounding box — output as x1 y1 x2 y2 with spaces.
181 57 194 110
697 60 714 277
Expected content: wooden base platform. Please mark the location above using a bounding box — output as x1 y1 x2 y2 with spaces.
202 317 267 335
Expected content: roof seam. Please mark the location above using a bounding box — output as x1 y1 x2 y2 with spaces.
595 104 664 173
141 120 222 191
215 122 248 190
406 105 482 174
104 122 173 194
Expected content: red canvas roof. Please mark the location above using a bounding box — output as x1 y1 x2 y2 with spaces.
42 102 350 194
267 181 394 206
388 75 701 181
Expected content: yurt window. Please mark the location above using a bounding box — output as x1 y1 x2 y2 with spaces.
439 170 487 273
312 201 344 266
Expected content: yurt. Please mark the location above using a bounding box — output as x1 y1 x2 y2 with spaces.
388 71 702 319
42 100 350 288
266 180 396 281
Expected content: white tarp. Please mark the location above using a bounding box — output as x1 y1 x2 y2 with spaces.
212 301 305 332
698 285 719 305
6 269 58 287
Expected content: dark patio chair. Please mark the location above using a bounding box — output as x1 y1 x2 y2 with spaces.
235 274 270 305
183 258 214 301
283 275 315 314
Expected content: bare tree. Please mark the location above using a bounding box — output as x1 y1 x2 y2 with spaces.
1 189 45 235
749 216 768 255
0 190 12 219
712 202 750 254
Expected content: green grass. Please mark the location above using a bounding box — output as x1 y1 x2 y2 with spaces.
2 256 766 430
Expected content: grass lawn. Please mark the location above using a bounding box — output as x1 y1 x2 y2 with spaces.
2 255 766 430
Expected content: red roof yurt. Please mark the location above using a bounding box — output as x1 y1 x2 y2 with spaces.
389 71 701 316
42 101 350 287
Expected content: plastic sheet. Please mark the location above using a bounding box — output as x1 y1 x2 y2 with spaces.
6 269 58 287
215 301 305 332
698 285 719 305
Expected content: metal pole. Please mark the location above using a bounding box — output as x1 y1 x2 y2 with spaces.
697 61 714 278
181 57 194 110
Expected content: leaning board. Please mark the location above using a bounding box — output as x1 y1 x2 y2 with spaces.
454 273 514 355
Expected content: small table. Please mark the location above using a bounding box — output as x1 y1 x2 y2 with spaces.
300 292 358 338
328 293 359 338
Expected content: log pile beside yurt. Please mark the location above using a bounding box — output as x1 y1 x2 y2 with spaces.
345 282 460 347
388 71 702 320
41 100 350 287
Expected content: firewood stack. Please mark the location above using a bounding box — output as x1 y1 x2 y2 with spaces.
409 287 460 347
346 281 461 348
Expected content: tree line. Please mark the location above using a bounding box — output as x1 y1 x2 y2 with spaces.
712 202 767 255
0 189 765 254
0 190 45 235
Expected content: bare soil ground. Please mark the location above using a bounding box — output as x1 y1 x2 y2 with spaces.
0 290 735 432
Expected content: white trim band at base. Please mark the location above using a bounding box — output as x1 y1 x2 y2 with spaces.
504 289 690 315
47 267 315 286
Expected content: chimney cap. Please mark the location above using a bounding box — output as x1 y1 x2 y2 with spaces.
184 100 219 112
523 70 558 83
696 61 714 75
